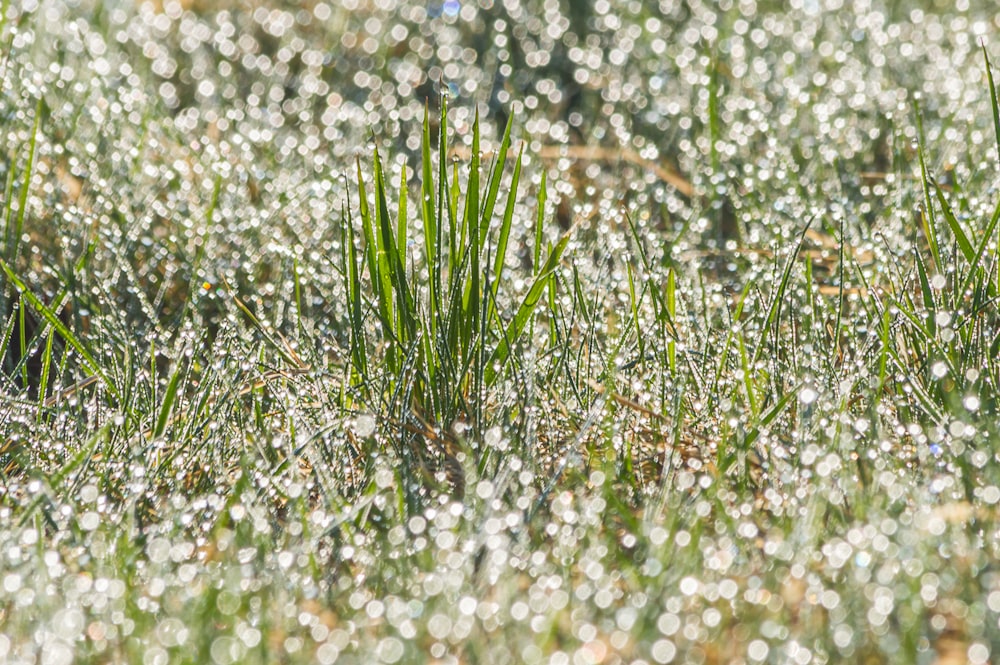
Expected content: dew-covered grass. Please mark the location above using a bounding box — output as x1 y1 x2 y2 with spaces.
4 1 1000 663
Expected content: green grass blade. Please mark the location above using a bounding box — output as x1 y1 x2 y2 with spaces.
397 162 408 269
750 217 811 369
480 109 515 246
0 301 15 379
957 193 1000 302
357 156 395 338
913 246 937 337
462 112 482 347
17 424 110 528
489 143 523 314
448 162 460 277
486 230 570 385
153 361 185 439
374 147 413 341
877 306 891 395
985 44 1000 168
343 205 368 377
738 332 757 417
915 106 942 270
744 386 798 449
0 258 110 395
420 103 439 339
17 295 27 386
1 166 15 262
8 96 41 266
35 331 55 420
626 262 643 362
665 268 677 373
933 184 975 263
533 171 547 270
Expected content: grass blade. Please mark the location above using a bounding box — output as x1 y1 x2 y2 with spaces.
933 184 975 263
153 360 185 439
480 110 515 246
913 245 937 337
6 96 41 267
0 258 111 396
486 229 571 385
374 146 413 342
750 217 811 369
533 171 547 270
489 143 523 316
915 106 942 270
420 103 439 339
397 161 408 270
343 204 368 378
985 43 1000 168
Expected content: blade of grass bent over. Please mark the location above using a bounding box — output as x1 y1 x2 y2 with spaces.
486 229 571 386
0 257 112 397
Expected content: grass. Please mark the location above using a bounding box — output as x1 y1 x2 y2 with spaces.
3 2 1000 664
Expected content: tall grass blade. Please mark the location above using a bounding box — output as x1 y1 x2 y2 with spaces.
915 107 942 270
534 172 547 270
343 205 368 377
421 103 439 339
750 217 811 369
357 156 395 349
397 162 408 269
8 97 41 267
462 112 481 349
985 44 1000 168
373 147 413 342
489 143 523 319
486 230 570 385
480 111 515 246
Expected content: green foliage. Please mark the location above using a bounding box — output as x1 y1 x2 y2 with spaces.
344 99 568 437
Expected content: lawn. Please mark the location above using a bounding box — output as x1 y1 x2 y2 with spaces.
3 1 1000 663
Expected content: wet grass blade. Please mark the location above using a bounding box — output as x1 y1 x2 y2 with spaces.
486 230 570 385
152 360 185 439
373 146 413 343
750 217 811 369
933 184 975 264
744 386 798 449
7 96 41 267
343 204 368 378
463 113 482 349
18 424 110 528
489 143 523 319
985 44 1000 168
956 194 1000 302
397 162 408 270
420 103 439 339
913 245 937 337
534 171 547 270
915 106 942 270
0 258 110 396
626 262 642 362
480 111 515 246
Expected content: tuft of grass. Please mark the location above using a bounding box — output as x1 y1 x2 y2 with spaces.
343 98 569 489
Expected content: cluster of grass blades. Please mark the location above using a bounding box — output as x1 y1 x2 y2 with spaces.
343 99 569 493
859 45 1000 498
